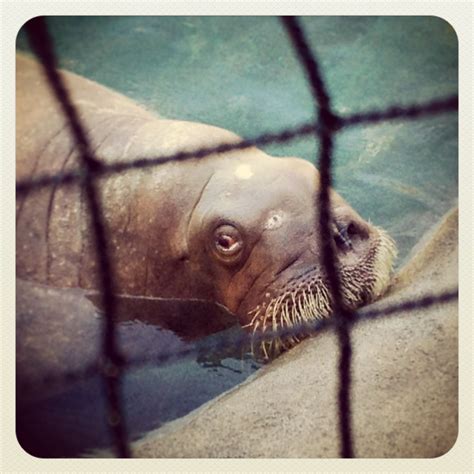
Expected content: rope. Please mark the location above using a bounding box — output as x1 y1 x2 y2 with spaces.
16 97 458 196
17 289 458 394
25 17 130 458
282 16 354 457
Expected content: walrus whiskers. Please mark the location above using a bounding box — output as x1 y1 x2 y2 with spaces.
248 229 397 359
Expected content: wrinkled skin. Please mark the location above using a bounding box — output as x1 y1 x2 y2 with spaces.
16 54 396 348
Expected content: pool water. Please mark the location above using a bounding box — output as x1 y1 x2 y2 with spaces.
17 289 260 457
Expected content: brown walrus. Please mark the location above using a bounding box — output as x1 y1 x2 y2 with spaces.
16 53 397 354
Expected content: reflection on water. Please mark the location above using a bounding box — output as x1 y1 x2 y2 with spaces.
88 292 237 341
16 282 262 457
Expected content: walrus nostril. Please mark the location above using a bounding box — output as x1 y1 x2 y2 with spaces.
346 220 370 241
347 222 357 238
334 224 353 251
333 220 369 251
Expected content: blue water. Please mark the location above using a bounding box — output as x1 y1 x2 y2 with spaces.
16 16 458 457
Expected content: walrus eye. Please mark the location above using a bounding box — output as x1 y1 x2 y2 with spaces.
213 224 243 259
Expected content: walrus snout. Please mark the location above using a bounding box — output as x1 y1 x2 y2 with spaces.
242 216 397 359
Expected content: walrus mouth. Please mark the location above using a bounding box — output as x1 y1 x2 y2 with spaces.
245 227 397 359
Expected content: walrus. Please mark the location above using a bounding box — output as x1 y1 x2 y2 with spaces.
16 53 397 355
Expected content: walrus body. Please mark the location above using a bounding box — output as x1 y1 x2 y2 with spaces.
16 54 396 350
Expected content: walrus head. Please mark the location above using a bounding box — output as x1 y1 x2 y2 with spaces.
15 54 396 360
188 149 397 358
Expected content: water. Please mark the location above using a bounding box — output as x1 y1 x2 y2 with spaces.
16 283 260 457
16 16 458 456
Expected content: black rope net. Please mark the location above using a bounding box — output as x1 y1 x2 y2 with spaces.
17 16 458 458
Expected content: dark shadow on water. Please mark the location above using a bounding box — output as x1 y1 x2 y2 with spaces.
16 282 262 457
88 292 237 341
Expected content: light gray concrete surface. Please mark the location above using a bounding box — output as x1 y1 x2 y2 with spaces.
129 207 458 458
